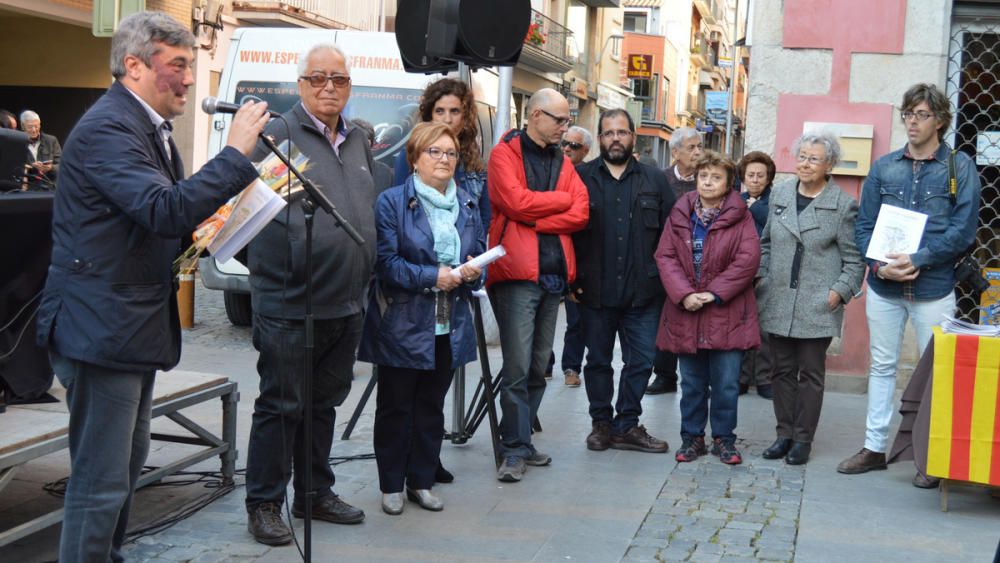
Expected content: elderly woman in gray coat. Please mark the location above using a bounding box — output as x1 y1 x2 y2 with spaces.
756 131 865 465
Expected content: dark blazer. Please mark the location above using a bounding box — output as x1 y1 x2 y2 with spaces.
36 81 258 371
358 176 485 371
572 158 675 309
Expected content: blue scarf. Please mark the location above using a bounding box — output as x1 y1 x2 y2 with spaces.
413 175 461 267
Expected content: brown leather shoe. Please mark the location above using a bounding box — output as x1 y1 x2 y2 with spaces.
586 421 612 451
247 502 293 545
912 472 941 489
836 448 887 474
564 369 581 387
610 425 669 453
292 494 365 524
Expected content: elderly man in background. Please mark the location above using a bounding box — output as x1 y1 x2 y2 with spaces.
244 41 376 545
487 88 589 482
647 127 704 396
560 125 592 166
20 110 61 188
543 124 594 388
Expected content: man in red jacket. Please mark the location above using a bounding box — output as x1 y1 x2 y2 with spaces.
486 88 589 482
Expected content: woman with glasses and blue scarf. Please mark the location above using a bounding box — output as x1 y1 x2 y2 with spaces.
359 122 486 515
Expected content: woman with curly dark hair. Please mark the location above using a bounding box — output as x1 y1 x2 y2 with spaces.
394 78 489 230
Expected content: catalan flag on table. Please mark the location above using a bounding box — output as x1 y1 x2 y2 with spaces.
926 327 1000 485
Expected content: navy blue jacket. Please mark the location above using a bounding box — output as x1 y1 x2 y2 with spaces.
358 177 485 371
36 81 258 371
856 143 980 300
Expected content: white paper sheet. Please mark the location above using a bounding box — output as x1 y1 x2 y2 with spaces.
865 204 928 263
208 179 287 263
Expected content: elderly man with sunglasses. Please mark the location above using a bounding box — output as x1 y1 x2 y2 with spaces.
244 42 377 545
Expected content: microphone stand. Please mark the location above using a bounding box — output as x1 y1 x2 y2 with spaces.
257 134 365 562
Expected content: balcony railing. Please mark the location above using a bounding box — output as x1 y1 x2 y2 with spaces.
520 9 574 73
690 33 710 66
231 0 380 30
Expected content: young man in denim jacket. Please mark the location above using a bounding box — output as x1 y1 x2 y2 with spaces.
837 83 981 487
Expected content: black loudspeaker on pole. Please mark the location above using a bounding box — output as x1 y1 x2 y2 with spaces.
396 0 531 74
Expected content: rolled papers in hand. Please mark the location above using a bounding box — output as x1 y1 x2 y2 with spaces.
451 245 507 281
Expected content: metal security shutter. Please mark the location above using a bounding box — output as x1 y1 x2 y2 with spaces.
947 6 1000 322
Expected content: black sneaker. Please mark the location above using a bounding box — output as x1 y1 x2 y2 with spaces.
497 455 527 482
710 438 743 465
675 436 707 462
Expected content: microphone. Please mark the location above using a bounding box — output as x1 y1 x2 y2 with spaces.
201 97 281 118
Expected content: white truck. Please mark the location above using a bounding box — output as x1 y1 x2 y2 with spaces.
200 28 505 325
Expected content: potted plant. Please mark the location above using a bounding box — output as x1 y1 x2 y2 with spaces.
525 22 546 47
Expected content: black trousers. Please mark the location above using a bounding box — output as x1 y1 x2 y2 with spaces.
653 349 678 384
374 335 455 492
245 313 361 508
740 329 773 387
768 334 832 443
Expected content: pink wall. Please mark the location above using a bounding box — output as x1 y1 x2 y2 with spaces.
774 1 908 375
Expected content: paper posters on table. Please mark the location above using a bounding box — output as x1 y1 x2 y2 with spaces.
865 204 928 264
208 179 287 263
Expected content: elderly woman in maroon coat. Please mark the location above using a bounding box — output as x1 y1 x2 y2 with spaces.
655 150 760 465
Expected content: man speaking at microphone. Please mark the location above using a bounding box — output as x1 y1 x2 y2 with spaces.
243 42 376 545
35 11 268 562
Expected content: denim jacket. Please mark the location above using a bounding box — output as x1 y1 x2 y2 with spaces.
855 143 981 300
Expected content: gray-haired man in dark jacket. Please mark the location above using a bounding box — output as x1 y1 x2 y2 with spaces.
243 41 377 545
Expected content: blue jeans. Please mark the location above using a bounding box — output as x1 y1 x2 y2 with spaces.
491 281 561 458
579 302 659 434
864 287 955 452
245 313 361 508
50 352 155 563
678 349 743 440
546 299 585 375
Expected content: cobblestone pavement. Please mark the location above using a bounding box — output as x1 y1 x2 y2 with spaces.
182 275 254 351
623 440 803 563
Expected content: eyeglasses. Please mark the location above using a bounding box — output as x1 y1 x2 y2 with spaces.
299 73 351 89
539 108 571 127
900 110 935 122
600 129 633 139
424 147 459 162
561 140 584 150
796 154 827 165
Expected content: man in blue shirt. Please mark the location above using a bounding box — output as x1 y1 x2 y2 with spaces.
837 83 981 487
